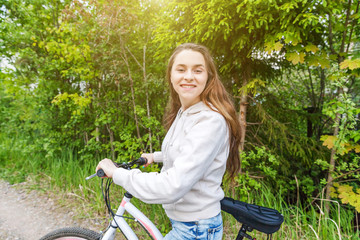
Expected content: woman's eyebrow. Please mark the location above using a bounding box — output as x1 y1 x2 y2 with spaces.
175 63 205 68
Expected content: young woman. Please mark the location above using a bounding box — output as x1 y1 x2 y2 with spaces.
96 43 241 239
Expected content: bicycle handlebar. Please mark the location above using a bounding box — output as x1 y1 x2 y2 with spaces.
86 157 148 180
96 169 105 177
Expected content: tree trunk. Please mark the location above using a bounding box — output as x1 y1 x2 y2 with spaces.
106 123 115 160
237 59 252 172
125 45 153 152
122 51 141 139
143 46 153 152
239 93 248 152
96 81 101 142
324 87 343 214
238 59 251 152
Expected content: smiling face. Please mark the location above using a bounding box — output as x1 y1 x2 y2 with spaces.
170 50 208 110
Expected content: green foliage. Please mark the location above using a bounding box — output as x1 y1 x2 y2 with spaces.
242 146 280 178
232 146 280 200
52 91 92 116
321 68 360 154
331 183 360 213
318 67 360 213
340 59 360 70
1 0 167 163
1 0 360 237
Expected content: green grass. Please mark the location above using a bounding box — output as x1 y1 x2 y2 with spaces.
1 134 359 239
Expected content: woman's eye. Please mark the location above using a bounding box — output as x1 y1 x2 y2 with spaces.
177 69 185 72
194 69 203 73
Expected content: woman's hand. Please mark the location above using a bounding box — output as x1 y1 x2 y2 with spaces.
141 153 154 167
96 158 117 178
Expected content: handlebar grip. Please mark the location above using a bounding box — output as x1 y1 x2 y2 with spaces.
137 157 148 165
97 169 106 177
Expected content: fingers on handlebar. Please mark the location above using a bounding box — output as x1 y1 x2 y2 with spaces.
141 153 154 167
137 157 148 166
94 157 148 179
96 158 116 178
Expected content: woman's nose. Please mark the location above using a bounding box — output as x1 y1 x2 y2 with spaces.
184 70 194 80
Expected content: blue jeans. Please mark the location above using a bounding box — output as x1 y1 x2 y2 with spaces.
164 213 223 240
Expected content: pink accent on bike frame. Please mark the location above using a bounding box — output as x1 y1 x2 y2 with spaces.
138 219 157 239
120 199 127 207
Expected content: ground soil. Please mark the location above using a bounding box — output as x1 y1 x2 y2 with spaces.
0 180 103 240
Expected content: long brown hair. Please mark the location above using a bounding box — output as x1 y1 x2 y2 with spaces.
164 43 241 179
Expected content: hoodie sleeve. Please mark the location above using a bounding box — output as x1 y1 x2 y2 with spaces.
153 151 163 163
112 111 227 204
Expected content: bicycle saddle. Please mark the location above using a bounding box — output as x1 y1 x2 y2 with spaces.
220 197 284 234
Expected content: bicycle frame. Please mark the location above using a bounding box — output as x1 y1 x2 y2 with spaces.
101 192 163 240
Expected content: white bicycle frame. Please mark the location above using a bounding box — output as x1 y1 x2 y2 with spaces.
101 194 163 240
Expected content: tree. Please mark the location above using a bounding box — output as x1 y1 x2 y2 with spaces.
264 0 360 210
154 0 360 203
48 0 167 159
0 0 167 161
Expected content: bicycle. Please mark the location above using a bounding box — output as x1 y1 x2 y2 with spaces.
39 157 284 240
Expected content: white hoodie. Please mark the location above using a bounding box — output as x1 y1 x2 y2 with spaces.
113 101 229 222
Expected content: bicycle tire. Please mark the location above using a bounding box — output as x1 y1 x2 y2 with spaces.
39 227 101 240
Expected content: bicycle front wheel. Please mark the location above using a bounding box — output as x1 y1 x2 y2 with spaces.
39 227 101 240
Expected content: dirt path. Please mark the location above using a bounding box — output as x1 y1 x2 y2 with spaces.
0 180 102 240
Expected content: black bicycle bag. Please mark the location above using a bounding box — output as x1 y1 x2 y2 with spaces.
220 197 284 234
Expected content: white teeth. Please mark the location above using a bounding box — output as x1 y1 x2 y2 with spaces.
182 85 195 88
